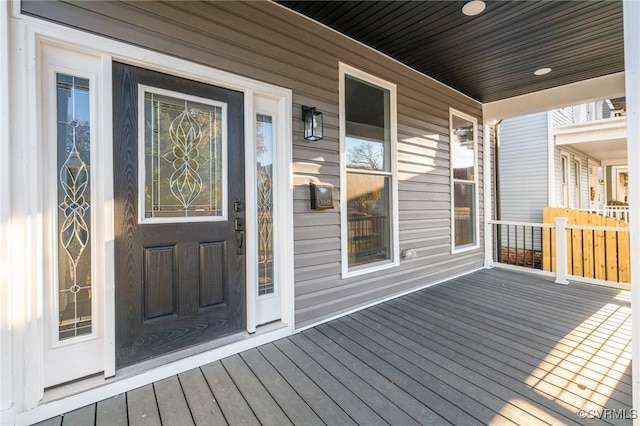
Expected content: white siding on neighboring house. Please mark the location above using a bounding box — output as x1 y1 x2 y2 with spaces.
498 112 549 223
554 146 594 209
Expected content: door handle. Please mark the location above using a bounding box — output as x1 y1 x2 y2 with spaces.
236 229 244 255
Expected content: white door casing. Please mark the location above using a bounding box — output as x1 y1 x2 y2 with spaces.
30 29 293 391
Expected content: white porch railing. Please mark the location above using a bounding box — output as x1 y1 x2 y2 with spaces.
489 218 630 290
580 207 630 222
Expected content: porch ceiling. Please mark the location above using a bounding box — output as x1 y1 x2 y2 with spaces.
276 1 624 104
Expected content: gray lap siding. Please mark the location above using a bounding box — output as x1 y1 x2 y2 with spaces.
23 0 485 329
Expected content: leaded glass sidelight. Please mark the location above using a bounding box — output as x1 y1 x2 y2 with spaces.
143 89 225 221
256 114 274 295
57 74 92 340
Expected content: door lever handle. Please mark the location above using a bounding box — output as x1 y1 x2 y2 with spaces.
236 230 244 255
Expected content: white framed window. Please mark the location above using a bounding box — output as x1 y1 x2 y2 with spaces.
450 109 479 252
573 158 582 208
340 63 399 277
561 152 570 207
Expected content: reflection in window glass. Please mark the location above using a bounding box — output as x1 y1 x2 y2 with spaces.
256 114 274 295
57 74 92 340
144 91 224 219
346 137 385 171
454 182 475 247
451 111 477 249
451 125 475 180
345 74 393 269
347 174 390 266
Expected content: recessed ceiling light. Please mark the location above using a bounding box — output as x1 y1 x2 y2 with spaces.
462 1 486 16
534 67 552 76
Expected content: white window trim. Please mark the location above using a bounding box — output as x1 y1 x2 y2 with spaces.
450 108 480 254
10 13 294 423
339 63 399 278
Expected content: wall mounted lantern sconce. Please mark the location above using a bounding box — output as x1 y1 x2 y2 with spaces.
302 105 323 141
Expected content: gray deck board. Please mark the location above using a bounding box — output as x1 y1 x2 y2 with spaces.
96 394 127 426
405 283 633 385
220 355 292 426
273 337 387 425
357 306 586 426
126 384 161 426
302 327 445 425
367 301 597 425
289 332 419 425
32 417 62 426
38 269 633 426
331 316 517 425
200 360 259 426
154 376 194 426
317 321 479 426
391 292 633 400
239 348 324 426
60 404 95 426
178 368 227 426
256 343 356 425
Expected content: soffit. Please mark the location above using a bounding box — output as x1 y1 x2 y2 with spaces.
276 1 624 104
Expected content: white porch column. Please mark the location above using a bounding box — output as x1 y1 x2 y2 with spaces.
554 217 569 285
624 1 640 423
483 121 494 268
0 0 13 421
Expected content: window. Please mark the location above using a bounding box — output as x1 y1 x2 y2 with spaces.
450 109 478 251
340 64 398 276
573 159 581 208
561 153 569 207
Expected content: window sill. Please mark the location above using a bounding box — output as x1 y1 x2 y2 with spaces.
342 258 399 279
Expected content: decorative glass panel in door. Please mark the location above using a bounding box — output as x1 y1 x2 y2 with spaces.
57 74 92 340
256 114 274 296
141 87 226 222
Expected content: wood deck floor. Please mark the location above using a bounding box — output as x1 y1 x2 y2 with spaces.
35 268 632 425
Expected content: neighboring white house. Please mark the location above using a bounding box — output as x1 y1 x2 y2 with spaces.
498 99 628 223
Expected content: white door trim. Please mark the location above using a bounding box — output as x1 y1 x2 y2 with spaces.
9 12 294 422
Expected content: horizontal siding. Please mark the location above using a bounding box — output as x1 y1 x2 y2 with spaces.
498 112 548 224
23 0 486 329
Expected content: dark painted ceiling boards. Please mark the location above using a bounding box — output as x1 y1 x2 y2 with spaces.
276 1 624 103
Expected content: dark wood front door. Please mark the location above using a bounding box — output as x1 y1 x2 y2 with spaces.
113 62 245 368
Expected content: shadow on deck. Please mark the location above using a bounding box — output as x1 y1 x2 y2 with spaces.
36 268 632 425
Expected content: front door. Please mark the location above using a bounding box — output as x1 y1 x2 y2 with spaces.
113 62 245 367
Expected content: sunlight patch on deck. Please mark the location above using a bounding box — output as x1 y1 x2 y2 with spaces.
489 398 570 426
525 300 631 413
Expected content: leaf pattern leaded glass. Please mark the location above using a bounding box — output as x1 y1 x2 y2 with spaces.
256 114 274 295
144 91 224 219
57 74 92 340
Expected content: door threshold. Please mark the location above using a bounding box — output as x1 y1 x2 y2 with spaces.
40 321 288 404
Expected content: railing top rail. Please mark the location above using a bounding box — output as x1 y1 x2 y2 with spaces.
489 219 629 232
580 207 630 211
489 219 554 228
565 224 630 232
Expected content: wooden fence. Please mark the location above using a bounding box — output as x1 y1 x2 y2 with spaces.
542 207 630 283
